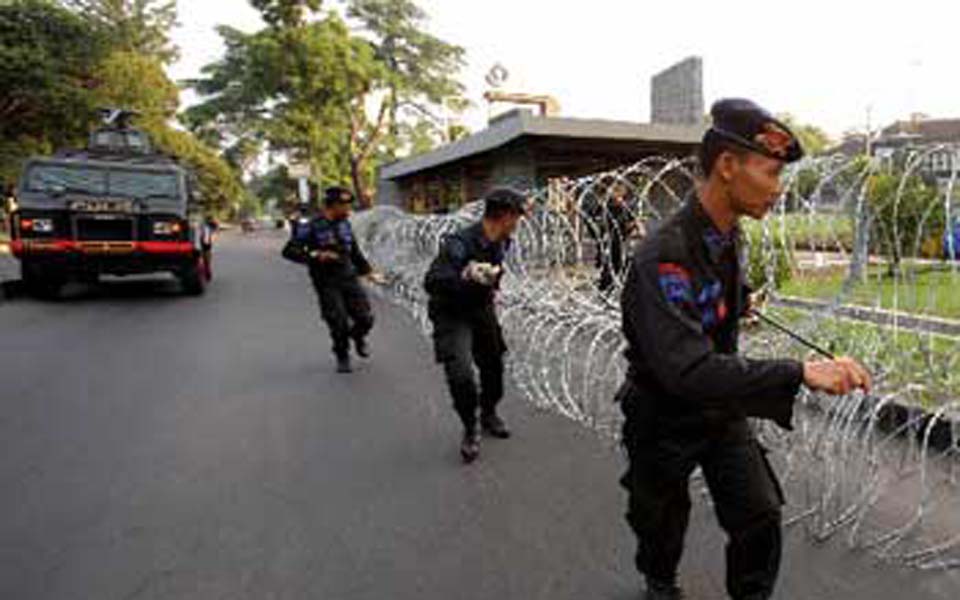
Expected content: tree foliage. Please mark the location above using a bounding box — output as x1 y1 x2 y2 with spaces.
90 50 245 214
777 113 833 157
249 0 322 28
61 0 180 64
186 0 467 207
0 0 108 181
1 1 243 215
866 170 945 267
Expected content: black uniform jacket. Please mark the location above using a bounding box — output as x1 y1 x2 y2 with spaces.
288 216 372 282
423 222 509 314
620 198 803 435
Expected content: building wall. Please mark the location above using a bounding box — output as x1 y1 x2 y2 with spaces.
651 57 704 126
385 142 537 213
379 137 699 213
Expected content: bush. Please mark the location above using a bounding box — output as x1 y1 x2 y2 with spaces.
866 172 945 267
743 222 794 291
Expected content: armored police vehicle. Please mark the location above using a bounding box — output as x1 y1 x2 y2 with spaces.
8 110 210 297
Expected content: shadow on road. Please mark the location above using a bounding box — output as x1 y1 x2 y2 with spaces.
1 277 192 304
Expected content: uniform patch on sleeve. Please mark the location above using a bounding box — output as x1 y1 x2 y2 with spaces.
658 263 693 307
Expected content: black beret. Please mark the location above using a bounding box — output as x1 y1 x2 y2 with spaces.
484 187 528 214
706 98 804 163
324 186 353 206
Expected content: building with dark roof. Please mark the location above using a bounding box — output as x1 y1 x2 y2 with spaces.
376 108 705 212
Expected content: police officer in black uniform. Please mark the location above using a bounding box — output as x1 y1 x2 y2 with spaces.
424 188 527 463
597 183 636 292
287 186 374 374
617 99 872 600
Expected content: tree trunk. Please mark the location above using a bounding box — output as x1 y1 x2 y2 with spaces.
350 157 370 209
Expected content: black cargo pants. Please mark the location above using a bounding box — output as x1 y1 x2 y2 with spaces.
429 303 506 431
618 385 785 600
310 274 374 358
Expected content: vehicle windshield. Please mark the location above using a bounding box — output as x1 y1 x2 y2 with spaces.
25 164 180 199
109 170 180 199
26 165 106 195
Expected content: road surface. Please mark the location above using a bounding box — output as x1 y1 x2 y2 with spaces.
1 231 957 599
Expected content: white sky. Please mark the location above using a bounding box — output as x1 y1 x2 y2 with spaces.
171 0 960 139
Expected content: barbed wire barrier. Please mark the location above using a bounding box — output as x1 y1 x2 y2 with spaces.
354 151 960 571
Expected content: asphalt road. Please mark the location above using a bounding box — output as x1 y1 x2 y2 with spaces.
1 231 957 599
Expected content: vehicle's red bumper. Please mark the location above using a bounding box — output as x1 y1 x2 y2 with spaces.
11 239 194 258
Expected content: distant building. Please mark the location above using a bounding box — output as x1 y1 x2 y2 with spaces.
873 116 960 186
377 108 705 212
650 57 704 126
828 115 960 189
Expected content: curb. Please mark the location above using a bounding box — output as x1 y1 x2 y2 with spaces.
776 295 960 337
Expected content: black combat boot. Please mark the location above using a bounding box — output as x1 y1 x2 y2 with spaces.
480 411 511 439
336 353 352 374
460 428 480 464
644 578 684 600
354 336 370 358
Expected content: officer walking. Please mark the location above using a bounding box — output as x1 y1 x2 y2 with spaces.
617 99 872 600
286 186 375 374
423 188 527 463
597 183 636 292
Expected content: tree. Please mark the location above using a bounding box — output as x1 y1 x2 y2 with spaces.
249 164 298 213
61 0 180 64
185 15 385 206
150 126 248 216
777 113 833 156
92 51 178 123
250 0 322 28
402 119 439 156
346 0 466 149
91 49 245 215
866 170 944 273
0 0 108 182
186 1 467 207
223 137 263 180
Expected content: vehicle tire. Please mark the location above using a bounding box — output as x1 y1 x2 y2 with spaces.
179 255 207 296
21 261 62 299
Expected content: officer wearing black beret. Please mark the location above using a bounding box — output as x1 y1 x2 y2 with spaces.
617 99 872 599
284 185 375 373
424 187 528 463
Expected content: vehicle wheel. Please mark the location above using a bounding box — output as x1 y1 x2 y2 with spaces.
21 261 62 299
179 256 207 296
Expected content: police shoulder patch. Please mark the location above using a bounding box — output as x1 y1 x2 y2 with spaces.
657 262 694 307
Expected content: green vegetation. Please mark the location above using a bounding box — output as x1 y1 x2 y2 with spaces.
743 220 794 290
775 113 833 156
0 0 108 182
0 0 243 215
866 171 945 265
744 213 855 251
756 305 960 408
780 266 960 321
184 0 468 207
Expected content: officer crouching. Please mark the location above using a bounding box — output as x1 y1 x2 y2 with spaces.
424 188 527 463
617 99 872 600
